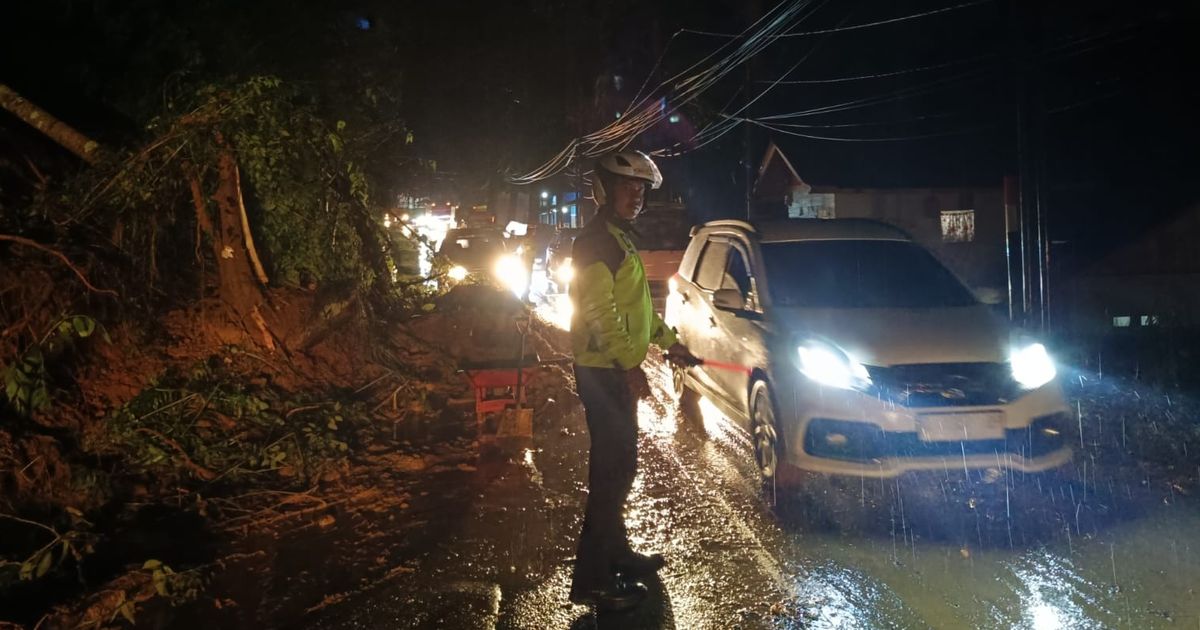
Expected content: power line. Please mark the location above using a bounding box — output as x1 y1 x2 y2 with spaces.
757 66 997 120
732 19 1149 127
757 53 993 84
512 0 810 181
747 117 995 141
649 7 1172 159
655 1 852 158
509 0 822 183
768 110 965 128
1047 87 1124 115
679 0 993 39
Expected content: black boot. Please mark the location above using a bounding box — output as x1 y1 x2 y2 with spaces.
569 578 648 612
613 552 666 579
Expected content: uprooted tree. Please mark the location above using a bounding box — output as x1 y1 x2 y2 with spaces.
2 76 427 358
0 74 463 619
0 75 445 490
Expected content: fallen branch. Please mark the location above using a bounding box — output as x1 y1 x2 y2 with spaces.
0 84 103 164
218 494 343 532
353 370 395 394
0 235 118 297
133 427 217 481
0 512 61 538
285 403 334 420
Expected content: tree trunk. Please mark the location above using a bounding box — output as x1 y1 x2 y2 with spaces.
0 84 103 164
211 144 266 320
347 202 395 303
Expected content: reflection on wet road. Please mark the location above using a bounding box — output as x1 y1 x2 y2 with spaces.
313 343 1200 629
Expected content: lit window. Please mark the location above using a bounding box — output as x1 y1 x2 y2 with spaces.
1112 316 1131 328
1141 315 1159 326
941 210 975 242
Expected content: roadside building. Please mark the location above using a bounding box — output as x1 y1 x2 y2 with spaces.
1062 203 1200 382
752 141 1008 293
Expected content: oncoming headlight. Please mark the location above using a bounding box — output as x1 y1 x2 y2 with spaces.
555 257 575 285
493 254 528 297
1010 343 1056 390
448 265 469 282
797 341 871 390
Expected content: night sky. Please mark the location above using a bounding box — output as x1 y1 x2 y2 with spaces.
2 0 1196 261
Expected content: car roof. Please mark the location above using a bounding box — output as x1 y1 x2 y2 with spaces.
697 218 911 243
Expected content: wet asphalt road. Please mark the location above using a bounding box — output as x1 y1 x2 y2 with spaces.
311 310 1200 629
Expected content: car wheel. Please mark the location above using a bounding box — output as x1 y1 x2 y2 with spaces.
672 364 702 425
750 379 784 485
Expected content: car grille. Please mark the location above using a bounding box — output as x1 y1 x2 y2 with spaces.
804 414 1068 462
864 362 1020 408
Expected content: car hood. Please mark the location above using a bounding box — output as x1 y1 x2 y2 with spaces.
773 305 1008 366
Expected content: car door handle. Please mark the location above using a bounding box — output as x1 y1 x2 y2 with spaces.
680 291 690 303
708 316 718 328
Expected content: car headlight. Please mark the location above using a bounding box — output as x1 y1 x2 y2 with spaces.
493 254 528 296
555 258 574 285
797 341 871 390
1010 342 1056 390
448 265 468 281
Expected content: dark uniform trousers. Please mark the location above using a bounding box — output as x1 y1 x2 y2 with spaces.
571 364 638 591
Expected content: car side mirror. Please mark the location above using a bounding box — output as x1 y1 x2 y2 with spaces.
712 288 746 312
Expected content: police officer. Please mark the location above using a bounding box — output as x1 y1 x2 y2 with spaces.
568 151 698 611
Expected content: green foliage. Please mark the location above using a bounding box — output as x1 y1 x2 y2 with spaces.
2 315 106 416
0 510 96 589
88 351 368 483
143 559 205 604
18 75 427 312
178 76 371 285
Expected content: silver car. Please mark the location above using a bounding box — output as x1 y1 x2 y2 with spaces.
665 219 1071 482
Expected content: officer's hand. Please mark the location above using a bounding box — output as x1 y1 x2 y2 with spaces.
665 342 701 368
626 366 652 401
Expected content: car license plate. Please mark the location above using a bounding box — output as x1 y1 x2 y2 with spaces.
917 412 1005 441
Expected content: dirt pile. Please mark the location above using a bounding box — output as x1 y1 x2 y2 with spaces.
0 282 513 628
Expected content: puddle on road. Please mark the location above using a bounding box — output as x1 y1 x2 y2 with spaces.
519 446 545 488
664 368 1200 629
791 504 1200 628
306 344 1200 630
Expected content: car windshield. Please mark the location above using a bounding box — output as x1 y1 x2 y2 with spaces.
761 239 977 308
440 232 505 268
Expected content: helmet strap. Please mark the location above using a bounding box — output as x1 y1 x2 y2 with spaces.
592 175 606 205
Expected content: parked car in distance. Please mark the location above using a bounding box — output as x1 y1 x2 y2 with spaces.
664 219 1071 485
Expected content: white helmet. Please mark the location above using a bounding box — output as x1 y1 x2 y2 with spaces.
593 151 662 204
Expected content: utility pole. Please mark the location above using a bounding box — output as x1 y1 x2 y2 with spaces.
1011 0 1048 332
743 0 762 220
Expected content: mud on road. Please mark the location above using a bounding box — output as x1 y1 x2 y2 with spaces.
306 330 1200 630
